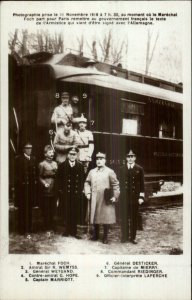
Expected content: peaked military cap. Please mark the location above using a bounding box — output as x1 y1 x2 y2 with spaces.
23 142 33 148
127 150 136 156
68 146 79 154
96 152 106 158
61 92 69 97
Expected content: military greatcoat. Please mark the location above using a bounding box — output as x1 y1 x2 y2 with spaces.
57 159 85 235
84 166 120 224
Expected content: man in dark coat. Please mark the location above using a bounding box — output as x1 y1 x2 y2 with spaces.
57 146 85 238
120 150 145 244
14 142 38 235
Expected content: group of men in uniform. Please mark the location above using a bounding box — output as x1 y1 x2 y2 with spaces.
14 91 145 245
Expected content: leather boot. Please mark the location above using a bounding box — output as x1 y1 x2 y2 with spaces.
103 225 109 244
91 224 100 241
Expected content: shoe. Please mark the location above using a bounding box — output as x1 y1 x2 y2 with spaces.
74 235 82 240
62 233 69 237
103 238 109 244
121 238 127 243
91 236 99 241
131 240 137 244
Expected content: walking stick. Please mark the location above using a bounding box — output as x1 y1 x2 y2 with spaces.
86 199 91 240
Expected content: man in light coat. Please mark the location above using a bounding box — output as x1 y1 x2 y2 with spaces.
84 152 120 244
53 122 79 164
76 114 94 173
51 92 73 132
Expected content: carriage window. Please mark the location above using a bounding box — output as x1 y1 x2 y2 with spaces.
121 99 144 135
159 122 175 138
122 118 137 134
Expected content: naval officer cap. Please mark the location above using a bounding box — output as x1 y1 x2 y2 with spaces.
23 142 33 148
96 152 106 159
126 150 136 157
68 146 79 154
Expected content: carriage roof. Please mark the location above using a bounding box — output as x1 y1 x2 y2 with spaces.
46 64 183 105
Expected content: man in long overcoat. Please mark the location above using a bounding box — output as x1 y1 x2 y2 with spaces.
14 142 38 234
56 146 85 238
119 150 145 244
84 152 120 244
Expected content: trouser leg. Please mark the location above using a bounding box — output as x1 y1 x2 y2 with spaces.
18 205 25 235
48 196 54 230
103 224 109 242
121 216 129 241
130 215 137 241
45 196 54 231
92 224 100 240
25 200 33 233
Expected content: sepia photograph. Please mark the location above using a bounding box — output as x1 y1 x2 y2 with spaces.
8 7 183 256
0 1 191 300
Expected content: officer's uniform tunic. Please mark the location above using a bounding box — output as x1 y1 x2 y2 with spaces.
39 160 58 230
51 104 73 131
57 160 84 236
120 163 145 241
76 129 94 162
53 130 79 163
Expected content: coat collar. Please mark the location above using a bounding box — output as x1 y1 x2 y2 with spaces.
96 166 106 172
127 162 135 169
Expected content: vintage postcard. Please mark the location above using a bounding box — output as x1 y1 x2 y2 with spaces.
0 1 191 299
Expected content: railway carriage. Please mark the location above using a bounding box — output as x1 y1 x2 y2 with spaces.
9 52 183 199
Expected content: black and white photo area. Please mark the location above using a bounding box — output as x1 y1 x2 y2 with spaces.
8 7 183 256
0 2 191 300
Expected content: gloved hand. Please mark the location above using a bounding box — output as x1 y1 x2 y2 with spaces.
138 198 144 205
86 194 91 200
110 197 116 203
